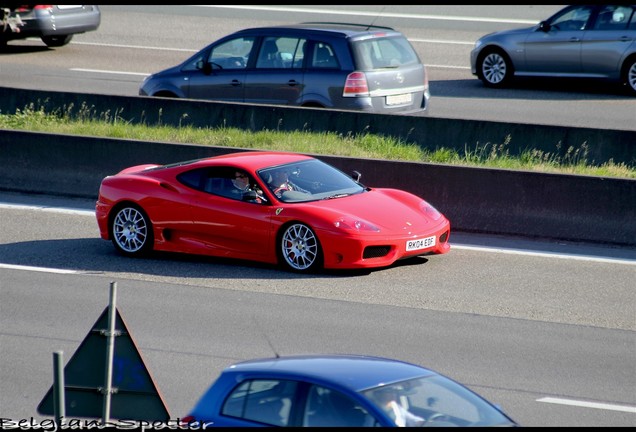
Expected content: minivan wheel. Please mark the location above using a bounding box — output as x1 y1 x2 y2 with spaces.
478 49 513 88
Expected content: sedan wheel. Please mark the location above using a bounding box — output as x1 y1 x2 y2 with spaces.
479 50 512 88
41 34 73 47
111 205 153 256
279 223 322 272
624 57 636 96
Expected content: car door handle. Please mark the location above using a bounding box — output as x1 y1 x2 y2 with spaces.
230 79 242 87
287 80 299 86
569 37 580 42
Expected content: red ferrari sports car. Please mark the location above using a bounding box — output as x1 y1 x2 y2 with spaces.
95 151 451 273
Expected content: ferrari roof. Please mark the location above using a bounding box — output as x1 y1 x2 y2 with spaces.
195 151 314 171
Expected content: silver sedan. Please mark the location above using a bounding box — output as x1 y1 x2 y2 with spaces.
470 4 636 95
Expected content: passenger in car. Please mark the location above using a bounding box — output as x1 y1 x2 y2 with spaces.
231 171 264 203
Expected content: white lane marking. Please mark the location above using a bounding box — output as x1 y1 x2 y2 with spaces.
410 38 474 45
537 397 636 414
194 5 539 25
0 263 78 274
0 203 94 216
70 68 150 77
452 245 636 266
71 41 198 53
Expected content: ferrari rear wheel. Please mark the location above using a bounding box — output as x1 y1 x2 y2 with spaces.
111 205 153 256
279 223 322 273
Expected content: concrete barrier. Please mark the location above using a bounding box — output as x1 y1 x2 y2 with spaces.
1 86 635 167
1 129 634 246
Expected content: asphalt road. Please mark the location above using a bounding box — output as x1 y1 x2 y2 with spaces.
0 5 634 131
0 192 634 427
0 5 634 428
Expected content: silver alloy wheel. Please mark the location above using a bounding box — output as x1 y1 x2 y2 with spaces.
627 59 636 94
280 223 319 271
112 206 149 254
481 52 508 85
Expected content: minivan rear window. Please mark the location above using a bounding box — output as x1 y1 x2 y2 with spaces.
352 36 420 71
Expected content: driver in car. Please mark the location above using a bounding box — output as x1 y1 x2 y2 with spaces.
269 168 310 198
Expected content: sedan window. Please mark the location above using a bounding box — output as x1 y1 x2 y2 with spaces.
549 5 594 31
594 6 634 30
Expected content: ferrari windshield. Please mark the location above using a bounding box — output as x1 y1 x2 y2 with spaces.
361 376 516 427
257 159 365 202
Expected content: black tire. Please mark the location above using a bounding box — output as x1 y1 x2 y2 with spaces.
477 49 513 88
278 223 322 273
41 34 73 47
110 204 154 257
621 56 636 96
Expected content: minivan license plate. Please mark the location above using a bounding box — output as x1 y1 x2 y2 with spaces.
386 93 412 106
406 236 436 251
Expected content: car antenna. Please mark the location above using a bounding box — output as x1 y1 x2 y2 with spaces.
252 316 280 358
366 6 386 30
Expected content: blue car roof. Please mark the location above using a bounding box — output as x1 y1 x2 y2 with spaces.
222 354 435 392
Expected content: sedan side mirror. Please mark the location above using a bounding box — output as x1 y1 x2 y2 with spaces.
538 21 551 32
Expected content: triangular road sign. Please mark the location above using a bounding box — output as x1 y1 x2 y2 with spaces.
37 306 171 421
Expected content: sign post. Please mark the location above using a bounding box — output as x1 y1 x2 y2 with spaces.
102 281 117 424
53 351 65 426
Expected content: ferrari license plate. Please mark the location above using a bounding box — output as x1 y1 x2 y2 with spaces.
406 235 436 251
386 93 412 106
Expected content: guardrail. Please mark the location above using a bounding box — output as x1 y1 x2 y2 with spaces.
1 86 635 167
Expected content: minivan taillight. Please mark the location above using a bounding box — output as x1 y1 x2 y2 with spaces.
343 72 369 97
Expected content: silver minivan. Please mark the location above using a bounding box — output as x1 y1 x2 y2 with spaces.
139 22 429 115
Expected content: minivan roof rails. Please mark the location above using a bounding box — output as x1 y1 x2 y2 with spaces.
300 21 395 31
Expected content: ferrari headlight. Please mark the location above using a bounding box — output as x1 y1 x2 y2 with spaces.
420 202 443 221
334 217 380 232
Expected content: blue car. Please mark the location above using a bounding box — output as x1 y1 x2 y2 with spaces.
182 354 518 427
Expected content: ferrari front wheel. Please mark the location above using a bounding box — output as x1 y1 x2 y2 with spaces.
279 223 322 273
111 205 153 256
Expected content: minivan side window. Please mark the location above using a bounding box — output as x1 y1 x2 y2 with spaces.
310 42 339 69
256 37 306 69
208 36 255 70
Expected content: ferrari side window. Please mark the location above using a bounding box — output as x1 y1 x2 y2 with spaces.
177 168 207 191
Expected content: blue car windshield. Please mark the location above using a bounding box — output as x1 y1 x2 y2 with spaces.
361 375 515 427
257 159 365 203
